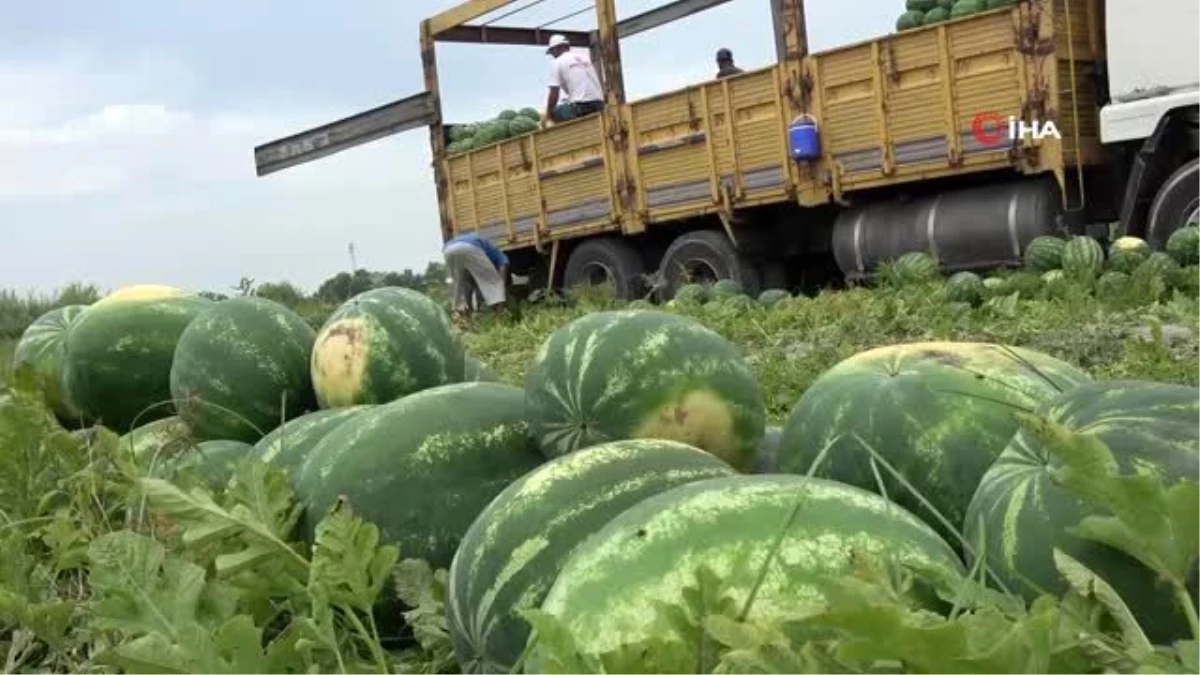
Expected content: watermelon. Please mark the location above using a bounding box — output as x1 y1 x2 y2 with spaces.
497 109 517 121
906 0 937 10
523 309 766 470
673 283 708 304
310 287 465 408
950 0 982 17
11 305 88 423
937 0 955 7
710 278 743 299
981 276 1006 293
1094 270 1129 299
757 288 790 308
1106 236 1150 273
1061 235 1105 280
1023 236 1066 272
508 116 539 136
893 250 939 282
777 341 1092 540
463 354 499 382
1166 225 1199 265
446 438 737 673
170 439 254 490
896 9 925 29
296 382 544 571
61 285 212 434
170 297 318 443
1137 250 1181 278
753 424 782 473
924 6 950 22
945 271 985 305
1168 265 1200 295
251 406 370 481
518 107 540 120
720 294 757 312
964 380 1199 643
118 415 195 465
997 270 1044 297
528 475 966 665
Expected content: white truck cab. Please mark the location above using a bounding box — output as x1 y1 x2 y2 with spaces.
1101 0 1200 245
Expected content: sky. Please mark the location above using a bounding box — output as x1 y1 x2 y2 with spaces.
1 0 897 296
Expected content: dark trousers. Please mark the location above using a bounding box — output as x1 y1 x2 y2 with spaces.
551 99 605 122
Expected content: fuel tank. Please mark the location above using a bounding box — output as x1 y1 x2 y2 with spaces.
832 177 1062 280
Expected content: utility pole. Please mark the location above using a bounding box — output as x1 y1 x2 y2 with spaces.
348 242 358 272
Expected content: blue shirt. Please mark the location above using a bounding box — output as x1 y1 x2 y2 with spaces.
445 233 509 267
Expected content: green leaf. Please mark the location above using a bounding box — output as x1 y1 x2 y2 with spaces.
1052 548 1152 658
138 476 309 580
310 497 399 614
87 530 208 638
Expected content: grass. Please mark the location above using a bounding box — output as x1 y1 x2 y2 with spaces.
2 271 1197 422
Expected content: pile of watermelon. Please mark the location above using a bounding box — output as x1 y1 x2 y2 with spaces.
447 107 542 155
9 274 1199 671
896 0 1015 30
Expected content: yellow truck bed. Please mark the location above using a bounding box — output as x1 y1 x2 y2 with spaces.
442 0 1104 251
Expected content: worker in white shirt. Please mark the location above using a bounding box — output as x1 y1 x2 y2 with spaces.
542 34 605 126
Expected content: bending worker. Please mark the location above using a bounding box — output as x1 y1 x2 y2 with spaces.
542 33 605 125
442 232 510 315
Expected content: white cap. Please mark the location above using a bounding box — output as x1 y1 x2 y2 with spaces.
546 34 569 53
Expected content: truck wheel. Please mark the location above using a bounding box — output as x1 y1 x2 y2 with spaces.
562 237 647 300
1145 157 1199 249
658 230 762 297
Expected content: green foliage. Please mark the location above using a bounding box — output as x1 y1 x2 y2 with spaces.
0 379 454 674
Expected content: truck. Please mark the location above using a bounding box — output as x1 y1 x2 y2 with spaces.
252 0 1199 301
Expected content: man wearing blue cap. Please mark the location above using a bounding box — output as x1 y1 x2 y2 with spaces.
442 232 510 315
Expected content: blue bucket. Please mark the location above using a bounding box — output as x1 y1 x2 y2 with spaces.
788 114 821 161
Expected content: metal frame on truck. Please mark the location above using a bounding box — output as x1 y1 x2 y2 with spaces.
254 0 1114 298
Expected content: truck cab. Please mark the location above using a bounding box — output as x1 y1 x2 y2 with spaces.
252 0 1199 298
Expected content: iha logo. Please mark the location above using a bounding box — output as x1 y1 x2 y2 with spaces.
971 112 1061 145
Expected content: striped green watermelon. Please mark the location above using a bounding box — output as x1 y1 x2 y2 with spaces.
997 270 1044 297
757 288 790 308
1107 236 1151 273
1094 270 1129 300
61 285 213 434
446 439 737 673
777 341 1092 540
1166 225 1199 265
170 297 318 443
523 309 766 470
893 250 939 283
1137 250 1181 278
310 287 464 408
1023 236 1066 272
118 415 195 465
297 382 544 571
1061 235 1105 280
171 439 254 490
709 279 743 299
251 405 370 481
945 271 985 305
673 284 708 304
528 474 965 666
753 424 782 473
964 380 1199 643
11 305 88 424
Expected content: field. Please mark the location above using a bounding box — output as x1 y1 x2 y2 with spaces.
0 253 1197 674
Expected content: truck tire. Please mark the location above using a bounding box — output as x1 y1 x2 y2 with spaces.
1145 157 1200 250
562 237 647 300
658 230 762 298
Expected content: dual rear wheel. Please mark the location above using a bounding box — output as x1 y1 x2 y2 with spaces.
559 230 773 301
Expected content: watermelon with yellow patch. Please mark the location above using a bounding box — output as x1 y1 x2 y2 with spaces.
523 309 766 470
310 287 465 408
777 341 1093 541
